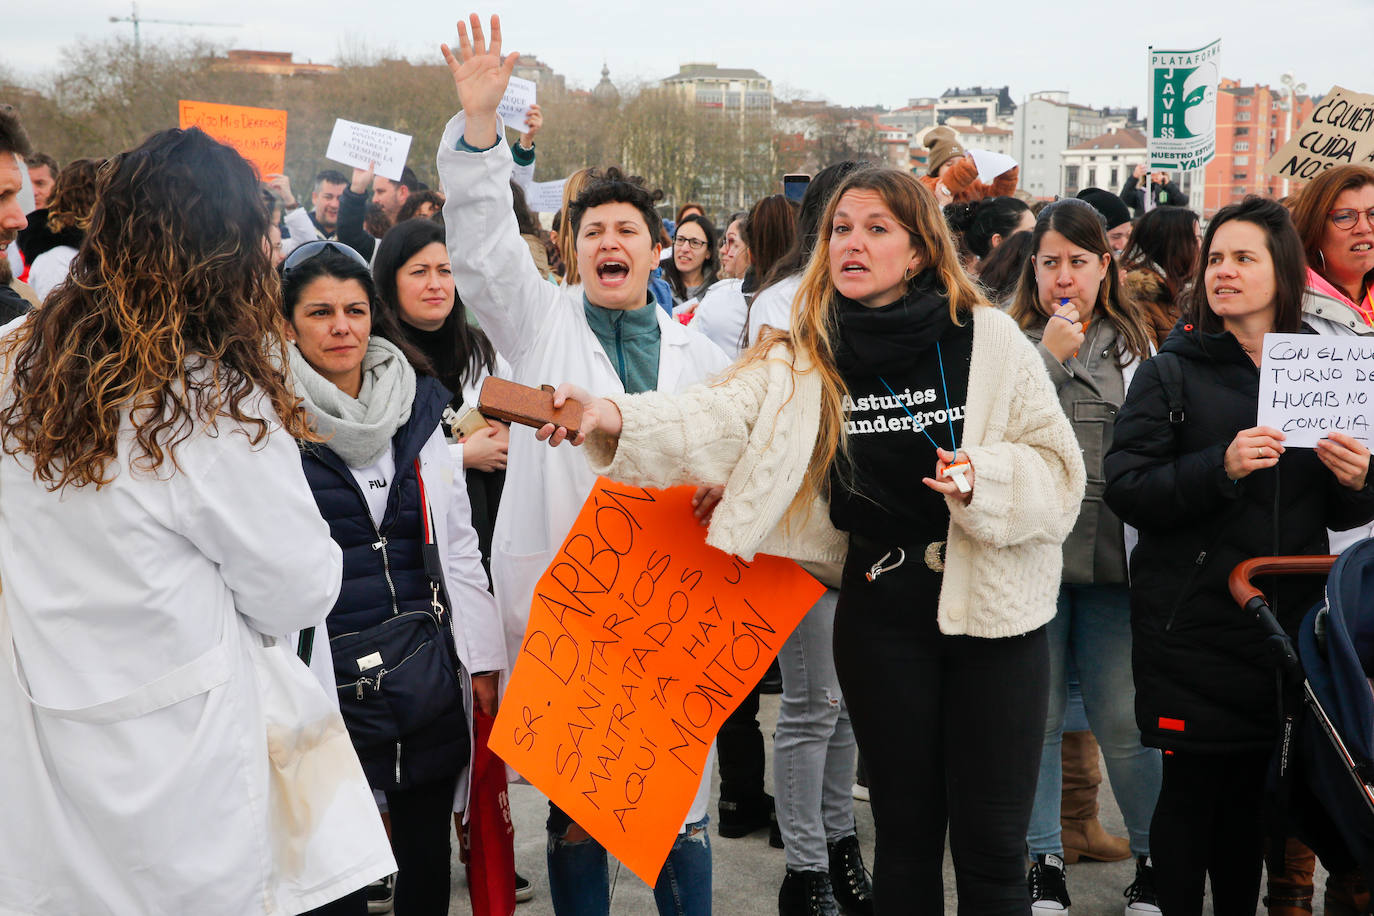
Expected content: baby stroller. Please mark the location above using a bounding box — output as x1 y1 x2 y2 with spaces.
1230 540 1374 912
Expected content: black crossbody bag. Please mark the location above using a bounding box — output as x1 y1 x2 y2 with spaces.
330 459 468 785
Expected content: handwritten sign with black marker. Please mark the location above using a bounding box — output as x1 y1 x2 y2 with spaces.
1264 85 1374 183
489 480 824 885
1256 332 1374 447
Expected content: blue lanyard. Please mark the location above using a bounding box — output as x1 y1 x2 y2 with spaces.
876 341 958 454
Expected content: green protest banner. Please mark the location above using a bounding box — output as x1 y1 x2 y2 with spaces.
1147 39 1221 171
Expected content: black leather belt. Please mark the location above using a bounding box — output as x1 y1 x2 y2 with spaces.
850 533 947 579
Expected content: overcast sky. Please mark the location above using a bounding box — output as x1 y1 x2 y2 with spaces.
7 1 1367 110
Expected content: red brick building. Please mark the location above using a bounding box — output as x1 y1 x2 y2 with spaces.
1199 78 1315 217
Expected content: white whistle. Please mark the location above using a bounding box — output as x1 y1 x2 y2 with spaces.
942 461 972 494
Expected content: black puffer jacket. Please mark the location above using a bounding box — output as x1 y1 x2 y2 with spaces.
1104 323 1374 754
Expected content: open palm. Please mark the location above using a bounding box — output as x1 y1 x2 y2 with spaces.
440 13 518 119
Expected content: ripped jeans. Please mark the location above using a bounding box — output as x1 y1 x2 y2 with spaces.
774 588 858 871
546 803 712 916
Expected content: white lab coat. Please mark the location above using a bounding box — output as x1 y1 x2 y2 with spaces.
692 277 750 359
0 375 394 915
746 272 803 345
438 113 730 822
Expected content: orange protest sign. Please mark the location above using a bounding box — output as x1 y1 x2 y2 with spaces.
178 100 287 176
489 479 824 886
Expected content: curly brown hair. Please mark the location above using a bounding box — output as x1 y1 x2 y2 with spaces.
0 127 314 490
45 157 104 233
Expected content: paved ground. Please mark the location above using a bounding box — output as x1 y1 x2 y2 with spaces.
443 692 1322 914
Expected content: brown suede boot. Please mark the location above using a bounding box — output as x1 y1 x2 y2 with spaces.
1323 868 1370 916
1263 835 1314 915
1060 730 1131 864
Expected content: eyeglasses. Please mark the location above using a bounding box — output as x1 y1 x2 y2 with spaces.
282 239 371 274
673 236 707 251
1329 208 1374 231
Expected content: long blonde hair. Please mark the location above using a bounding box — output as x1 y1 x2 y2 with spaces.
744 166 991 516
557 168 592 286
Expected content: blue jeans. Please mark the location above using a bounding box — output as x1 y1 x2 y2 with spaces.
1027 583 1161 859
774 588 858 871
546 803 712 916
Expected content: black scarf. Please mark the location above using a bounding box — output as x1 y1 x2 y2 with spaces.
832 270 953 376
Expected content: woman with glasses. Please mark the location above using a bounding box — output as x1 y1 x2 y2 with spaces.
1291 165 1374 335
0 128 393 914
280 239 505 916
663 214 719 308
1006 198 1162 913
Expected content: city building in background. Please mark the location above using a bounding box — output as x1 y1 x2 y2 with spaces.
936 86 1016 127
1014 91 1118 197
1198 77 1316 215
661 63 775 117
209 50 338 77
1061 127 1147 197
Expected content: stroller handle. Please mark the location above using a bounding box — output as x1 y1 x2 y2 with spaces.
1228 555 1335 677
1228 555 1338 607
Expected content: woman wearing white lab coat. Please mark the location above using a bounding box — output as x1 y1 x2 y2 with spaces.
439 19 729 915
0 127 394 916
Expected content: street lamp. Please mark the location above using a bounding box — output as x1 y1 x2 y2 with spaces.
1279 71 1307 199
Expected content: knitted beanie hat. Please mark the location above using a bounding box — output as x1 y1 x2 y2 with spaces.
924 126 965 177
1076 187 1132 231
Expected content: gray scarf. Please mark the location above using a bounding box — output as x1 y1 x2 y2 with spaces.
288 336 415 468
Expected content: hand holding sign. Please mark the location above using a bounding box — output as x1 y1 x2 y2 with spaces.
1316 431 1371 490
1256 333 1374 448
1224 426 1286 480
326 120 412 183
489 480 824 885
497 77 538 134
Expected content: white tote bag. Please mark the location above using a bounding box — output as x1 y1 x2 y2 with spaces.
252 632 397 914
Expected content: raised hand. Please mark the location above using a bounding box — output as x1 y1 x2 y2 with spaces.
350 162 374 195
440 13 519 150
519 103 543 148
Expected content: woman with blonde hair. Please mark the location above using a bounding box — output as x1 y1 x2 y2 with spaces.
545 165 1085 915
0 127 392 914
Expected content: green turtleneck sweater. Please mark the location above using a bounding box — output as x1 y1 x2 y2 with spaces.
583 296 661 394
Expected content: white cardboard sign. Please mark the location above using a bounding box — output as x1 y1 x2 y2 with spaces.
967 148 1017 183
325 119 413 182
1256 332 1374 448
497 76 537 134
523 178 567 214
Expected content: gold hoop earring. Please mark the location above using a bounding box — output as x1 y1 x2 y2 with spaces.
1318 249 1326 271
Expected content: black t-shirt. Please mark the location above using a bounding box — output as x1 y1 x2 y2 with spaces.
828 305 973 545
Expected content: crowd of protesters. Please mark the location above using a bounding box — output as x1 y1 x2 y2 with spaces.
1 11 1374 916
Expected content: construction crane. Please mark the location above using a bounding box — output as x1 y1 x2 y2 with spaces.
109 2 240 57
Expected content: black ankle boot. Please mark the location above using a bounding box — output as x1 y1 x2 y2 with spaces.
827 835 874 916
778 868 840 916
719 792 776 840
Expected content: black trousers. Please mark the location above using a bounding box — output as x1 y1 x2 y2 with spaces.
1151 750 1269 916
716 672 766 804
304 771 460 916
832 548 1048 916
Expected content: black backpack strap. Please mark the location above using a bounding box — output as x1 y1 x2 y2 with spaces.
1153 351 1186 425
296 628 315 665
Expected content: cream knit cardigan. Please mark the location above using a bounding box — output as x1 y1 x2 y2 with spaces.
585 306 1085 638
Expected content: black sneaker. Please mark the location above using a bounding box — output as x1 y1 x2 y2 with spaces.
1123 856 1161 913
827 834 874 916
366 874 395 914
514 870 534 903
778 868 840 916
1028 853 1070 912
